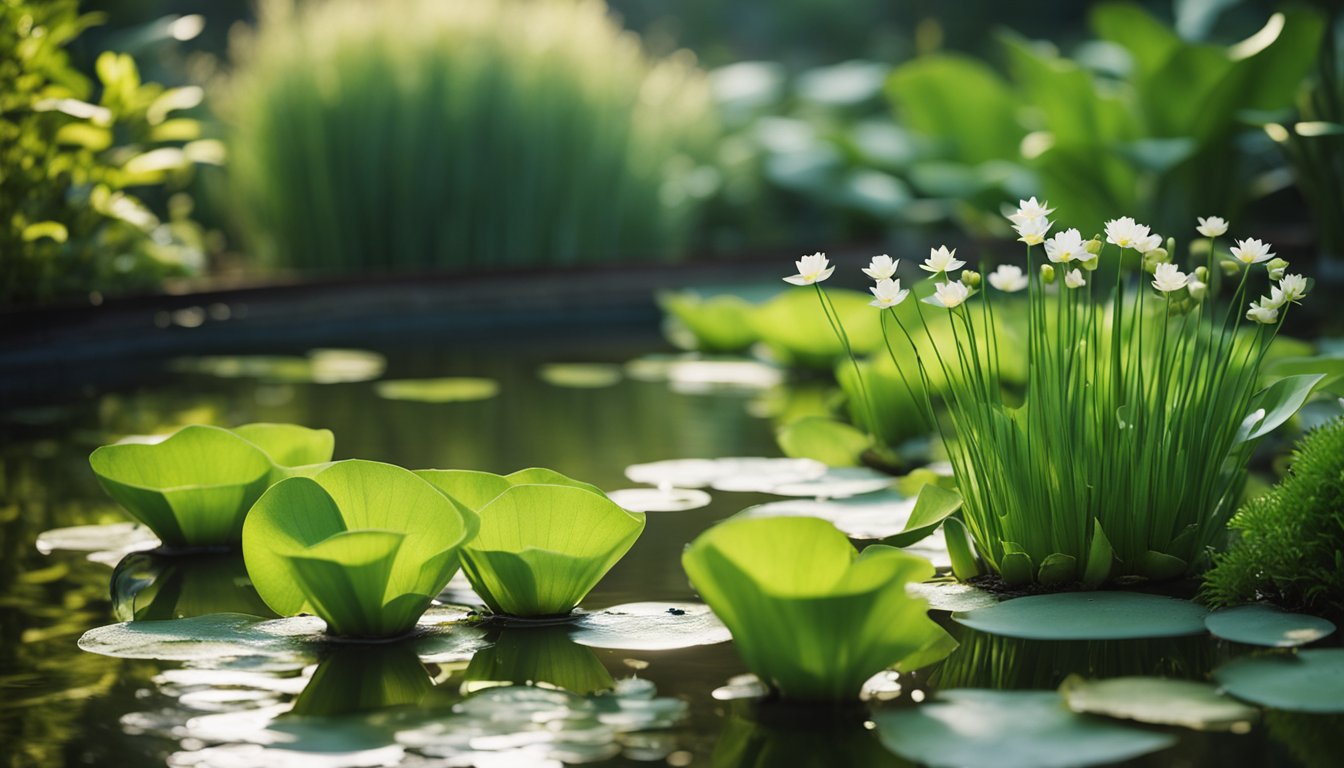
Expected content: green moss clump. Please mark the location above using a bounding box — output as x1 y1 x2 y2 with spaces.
1201 416 1344 617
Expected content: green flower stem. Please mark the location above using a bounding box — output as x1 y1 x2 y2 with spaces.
813 283 884 452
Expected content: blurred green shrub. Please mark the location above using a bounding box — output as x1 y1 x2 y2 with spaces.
1 0 218 304
886 2 1327 236
225 0 719 274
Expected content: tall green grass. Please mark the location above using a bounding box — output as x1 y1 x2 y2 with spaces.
225 0 718 274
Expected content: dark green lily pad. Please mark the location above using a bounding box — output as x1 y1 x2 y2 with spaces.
953 592 1209 640
1214 649 1344 713
375 378 500 403
569 601 731 651
1060 676 1259 732
873 689 1177 768
607 487 712 512
1205 604 1337 647
538 363 623 388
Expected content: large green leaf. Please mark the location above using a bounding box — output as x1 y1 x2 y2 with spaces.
750 289 883 369
89 425 273 548
242 460 477 638
231 422 334 473
776 416 870 467
882 483 962 548
1242 373 1326 442
682 516 954 701
658 291 760 353
886 55 1024 164
452 482 645 617
416 467 604 510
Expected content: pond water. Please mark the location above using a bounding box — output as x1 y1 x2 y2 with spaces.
1 330 1339 767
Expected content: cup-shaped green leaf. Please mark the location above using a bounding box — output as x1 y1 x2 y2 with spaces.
683 516 954 701
418 470 644 617
230 422 335 477
242 460 479 639
90 425 275 548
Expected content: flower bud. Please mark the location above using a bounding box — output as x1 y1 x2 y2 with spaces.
1266 258 1289 281
1194 266 1209 281
960 269 981 288
1084 237 1103 255
1040 264 1056 284
1220 259 1241 277
1149 247 1169 263
1187 278 1208 301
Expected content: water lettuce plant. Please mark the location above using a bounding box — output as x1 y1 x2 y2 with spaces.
682 516 954 701
242 460 478 638
89 424 334 548
417 469 645 617
788 203 1317 587
1202 416 1344 617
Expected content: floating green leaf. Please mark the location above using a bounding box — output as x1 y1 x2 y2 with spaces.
77 613 322 664
420 471 644 617
658 291 760 354
873 689 1177 768
1060 676 1259 732
682 516 954 701
906 579 998 613
375 377 500 403
1205 604 1337 647
624 457 825 490
242 460 478 638
1215 649 1344 713
954 592 1209 640
568 601 731 651
776 416 871 467
90 425 274 548
605 487 712 513
537 363 623 388
736 490 915 539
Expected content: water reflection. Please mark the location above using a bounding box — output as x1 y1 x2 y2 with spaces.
111 553 275 621
463 625 615 695
290 645 433 717
712 702 911 768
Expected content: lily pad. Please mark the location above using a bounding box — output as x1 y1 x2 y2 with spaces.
712 466 891 498
658 291 760 354
569 602 732 651
606 487 712 513
77 613 322 664
171 349 385 384
1205 604 1337 647
776 417 871 467
907 579 998 612
1214 649 1344 713
624 457 825 491
538 363 623 388
1060 676 1259 732
953 592 1209 640
375 378 500 403
735 491 914 539
36 521 160 556
873 689 1177 768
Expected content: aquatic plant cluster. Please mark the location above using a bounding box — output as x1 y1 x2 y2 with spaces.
90 424 645 637
787 200 1318 587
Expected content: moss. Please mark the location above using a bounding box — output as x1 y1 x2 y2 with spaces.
1201 416 1344 617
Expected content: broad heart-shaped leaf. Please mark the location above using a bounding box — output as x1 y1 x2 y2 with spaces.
682 516 954 701
1241 374 1326 443
456 484 644 617
231 423 334 475
90 425 273 548
242 460 478 638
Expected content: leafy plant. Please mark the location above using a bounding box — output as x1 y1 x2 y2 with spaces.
90 423 333 548
225 0 717 275
682 515 954 701
417 469 644 618
658 291 760 354
1202 416 1344 617
885 3 1326 236
1 0 218 304
791 204 1319 587
242 460 478 639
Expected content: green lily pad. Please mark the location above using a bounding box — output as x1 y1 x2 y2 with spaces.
1205 604 1337 647
90 425 274 548
77 613 322 664
736 491 915 539
242 460 478 638
658 291 760 354
712 466 892 497
1214 649 1344 713
375 377 500 403
36 521 160 557
445 480 645 618
873 689 1177 768
625 357 785 392
776 417 871 468
170 349 386 383
906 579 999 612
624 457 825 490
537 363 623 388
1060 676 1259 732
953 592 1209 640
569 601 731 651
606 487 712 512
683 516 954 701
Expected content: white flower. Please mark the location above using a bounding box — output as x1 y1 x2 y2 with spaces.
1246 297 1280 324
1196 216 1228 238
920 246 965 274
1105 217 1151 249
1064 268 1086 289
783 252 835 285
1187 277 1208 300
1008 196 1054 225
925 281 970 309
862 254 898 281
1134 233 1163 254
1263 286 1287 309
1151 262 1188 293
1014 216 1052 246
1044 228 1086 263
987 264 1029 292
1230 238 1275 265
1279 273 1309 303
869 278 910 308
